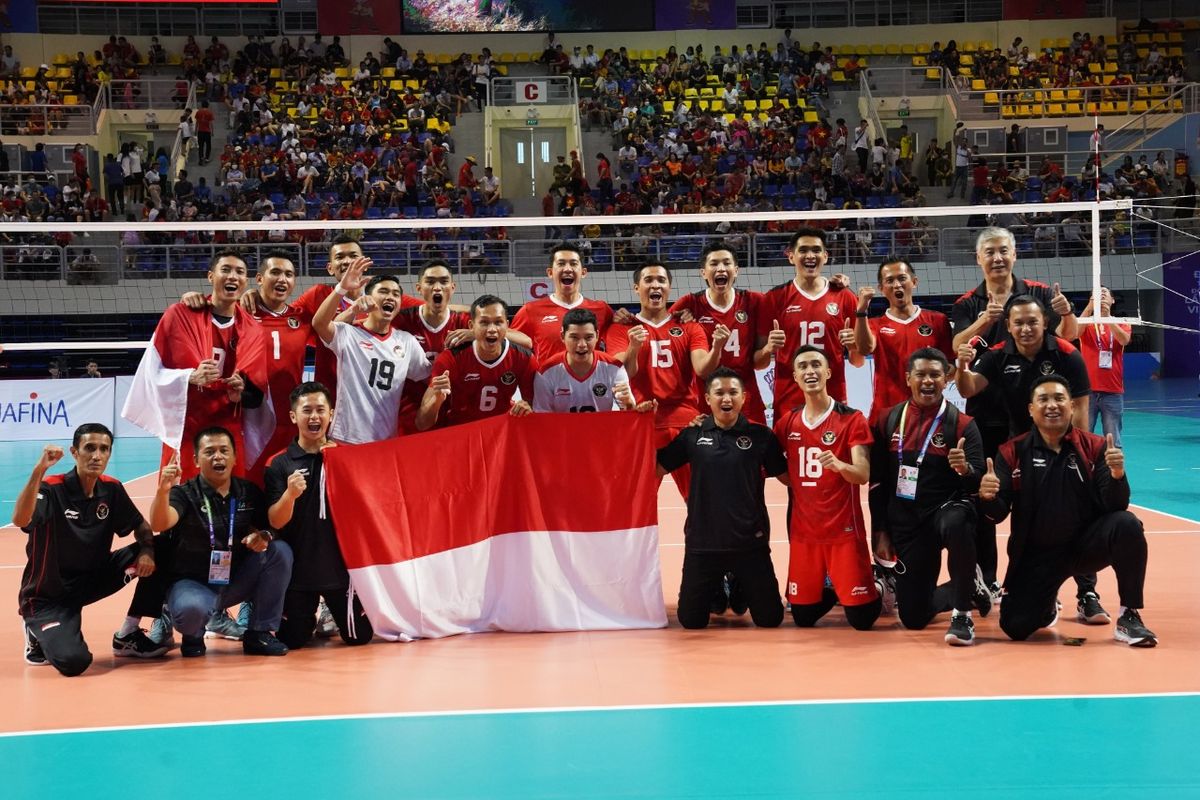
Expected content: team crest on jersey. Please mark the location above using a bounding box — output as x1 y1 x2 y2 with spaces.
735 310 749 323
931 432 946 449
288 317 301 329
592 384 608 397
668 326 683 337
736 436 753 450
1039 361 1055 375
918 324 933 336
393 345 405 356
825 303 839 315
95 502 109 520
821 431 836 445
500 371 517 385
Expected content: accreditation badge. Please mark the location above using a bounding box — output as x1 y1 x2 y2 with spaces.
208 549 232 585
896 465 919 500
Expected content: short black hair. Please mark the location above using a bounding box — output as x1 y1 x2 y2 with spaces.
365 274 401 294
470 294 507 317
193 425 235 454
259 249 295 273
562 308 598 331
700 241 738 266
704 365 744 391
209 248 245 271
787 227 828 250
1008 294 1045 318
330 232 360 251
905 347 950 373
73 422 113 449
634 261 672 284
792 344 829 368
418 259 453 280
289 381 333 409
1030 373 1072 400
877 255 916 284
548 241 582 262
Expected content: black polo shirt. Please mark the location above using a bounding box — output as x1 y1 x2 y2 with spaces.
973 335 1091 436
264 441 347 592
164 476 269 583
657 415 787 553
951 276 1064 429
19 469 143 608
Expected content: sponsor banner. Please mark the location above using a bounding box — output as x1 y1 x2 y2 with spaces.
1162 252 1200 378
0 378 114 441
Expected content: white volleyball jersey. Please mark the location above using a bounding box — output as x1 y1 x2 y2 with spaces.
326 322 431 444
533 351 630 413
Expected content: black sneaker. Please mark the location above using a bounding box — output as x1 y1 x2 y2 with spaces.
112 629 169 659
988 581 1004 605
1041 600 1060 630
1077 592 1111 625
945 613 975 646
181 634 207 658
243 630 289 657
971 565 993 618
24 626 48 667
727 573 748 616
1114 608 1157 648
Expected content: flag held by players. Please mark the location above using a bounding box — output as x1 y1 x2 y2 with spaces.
323 413 667 640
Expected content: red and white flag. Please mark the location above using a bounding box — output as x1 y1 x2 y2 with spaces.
323 413 667 640
121 302 269 460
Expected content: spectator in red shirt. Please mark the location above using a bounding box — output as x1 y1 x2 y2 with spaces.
971 158 990 204
195 100 215 165
457 156 478 190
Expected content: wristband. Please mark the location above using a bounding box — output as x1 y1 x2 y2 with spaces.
334 285 348 297
856 311 868 318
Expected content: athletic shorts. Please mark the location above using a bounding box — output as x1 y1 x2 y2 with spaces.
655 426 691 500
786 536 878 607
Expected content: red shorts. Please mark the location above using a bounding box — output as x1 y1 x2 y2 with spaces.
786 536 878 607
655 426 691 500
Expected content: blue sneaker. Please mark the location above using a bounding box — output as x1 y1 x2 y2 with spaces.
205 610 246 641
236 601 253 629
149 609 176 649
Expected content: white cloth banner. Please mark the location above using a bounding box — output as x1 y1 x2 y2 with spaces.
0 378 115 441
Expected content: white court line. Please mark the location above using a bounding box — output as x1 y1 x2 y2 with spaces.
2 691 1197 740
1131 503 1200 527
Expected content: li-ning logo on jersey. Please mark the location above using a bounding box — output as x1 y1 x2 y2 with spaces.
880 326 896 335
288 317 301 329
697 436 715 445
785 305 804 313
917 324 933 336
850 585 870 596
698 315 715 324
555 387 571 396
788 432 803 440
592 384 608 397
825 303 839 315
500 371 517 385
464 373 481 382
668 326 684 336
64 509 80 520
736 436 752 450
1040 361 1055 375
540 315 558 323
358 341 375 351
95 502 110 520
735 310 749 323
1004 365 1022 374
821 431 836 445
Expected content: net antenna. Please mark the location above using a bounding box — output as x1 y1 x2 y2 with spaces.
1125 195 1200 334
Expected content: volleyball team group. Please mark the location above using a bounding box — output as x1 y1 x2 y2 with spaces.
13 224 1158 677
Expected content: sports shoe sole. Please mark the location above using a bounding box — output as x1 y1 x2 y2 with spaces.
1114 629 1157 648
945 632 976 646
112 643 169 659
24 653 49 666
1077 609 1112 625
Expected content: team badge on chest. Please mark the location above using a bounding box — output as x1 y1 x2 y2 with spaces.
821 430 836 446
825 303 840 315
95 502 110 520
500 371 517 385
288 317 301 329
735 310 749 323
669 326 683 336
917 324 933 336
1039 360 1055 375
736 436 753 450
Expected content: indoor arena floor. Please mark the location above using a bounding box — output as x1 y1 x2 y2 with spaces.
1 380 1198 798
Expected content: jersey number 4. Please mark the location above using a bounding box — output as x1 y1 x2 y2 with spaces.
367 359 395 390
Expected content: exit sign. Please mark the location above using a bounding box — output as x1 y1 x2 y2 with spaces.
525 119 539 126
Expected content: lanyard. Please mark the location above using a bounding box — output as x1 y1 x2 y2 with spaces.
1094 323 1110 350
202 493 237 550
898 399 947 467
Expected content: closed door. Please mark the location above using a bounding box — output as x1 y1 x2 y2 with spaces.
498 127 567 199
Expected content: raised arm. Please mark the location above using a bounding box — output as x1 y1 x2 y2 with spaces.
11 445 63 528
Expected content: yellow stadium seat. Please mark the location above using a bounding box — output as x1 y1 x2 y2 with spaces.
1100 101 1117 114
916 43 930 54
1136 47 1149 58
804 110 820 123
662 100 675 113
1047 103 1065 116
684 87 698 99
1055 38 1070 48
984 92 1000 105
960 54 975 66
699 87 715 98
1040 39 1055 49
777 98 789 109
334 67 350 78
1067 89 1083 101
697 100 709 111
393 119 408 132
1103 62 1117 73
1088 62 1102 74
971 79 986 91
1134 33 1150 44
710 99 725 112
958 67 972 77
722 113 736 124
1151 32 1167 43
764 85 777 96
1050 90 1066 102
380 67 395 78
885 44 900 55
706 75 721 85
514 53 530 63
837 45 855 55
743 99 757 111
1009 66 1019 76
926 68 940 80
901 44 915 55
858 58 869 67
434 54 452 64
979 41 993 51
63 95 79 105
52 53 71 65
1102 75 1116 85
1172 99 1184 112
1167 46 1183 58
497 53 513 63
961 41 977 52
870 44 886 56
912 56 927 67
1151 85 1168 97
1001 105 1017 118
1065 103 1083 115
832 70 846 83
1168 31 1184 43
1132 100 1150 113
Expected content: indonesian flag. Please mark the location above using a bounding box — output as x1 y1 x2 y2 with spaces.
323 413 667 640
121 302 269 460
